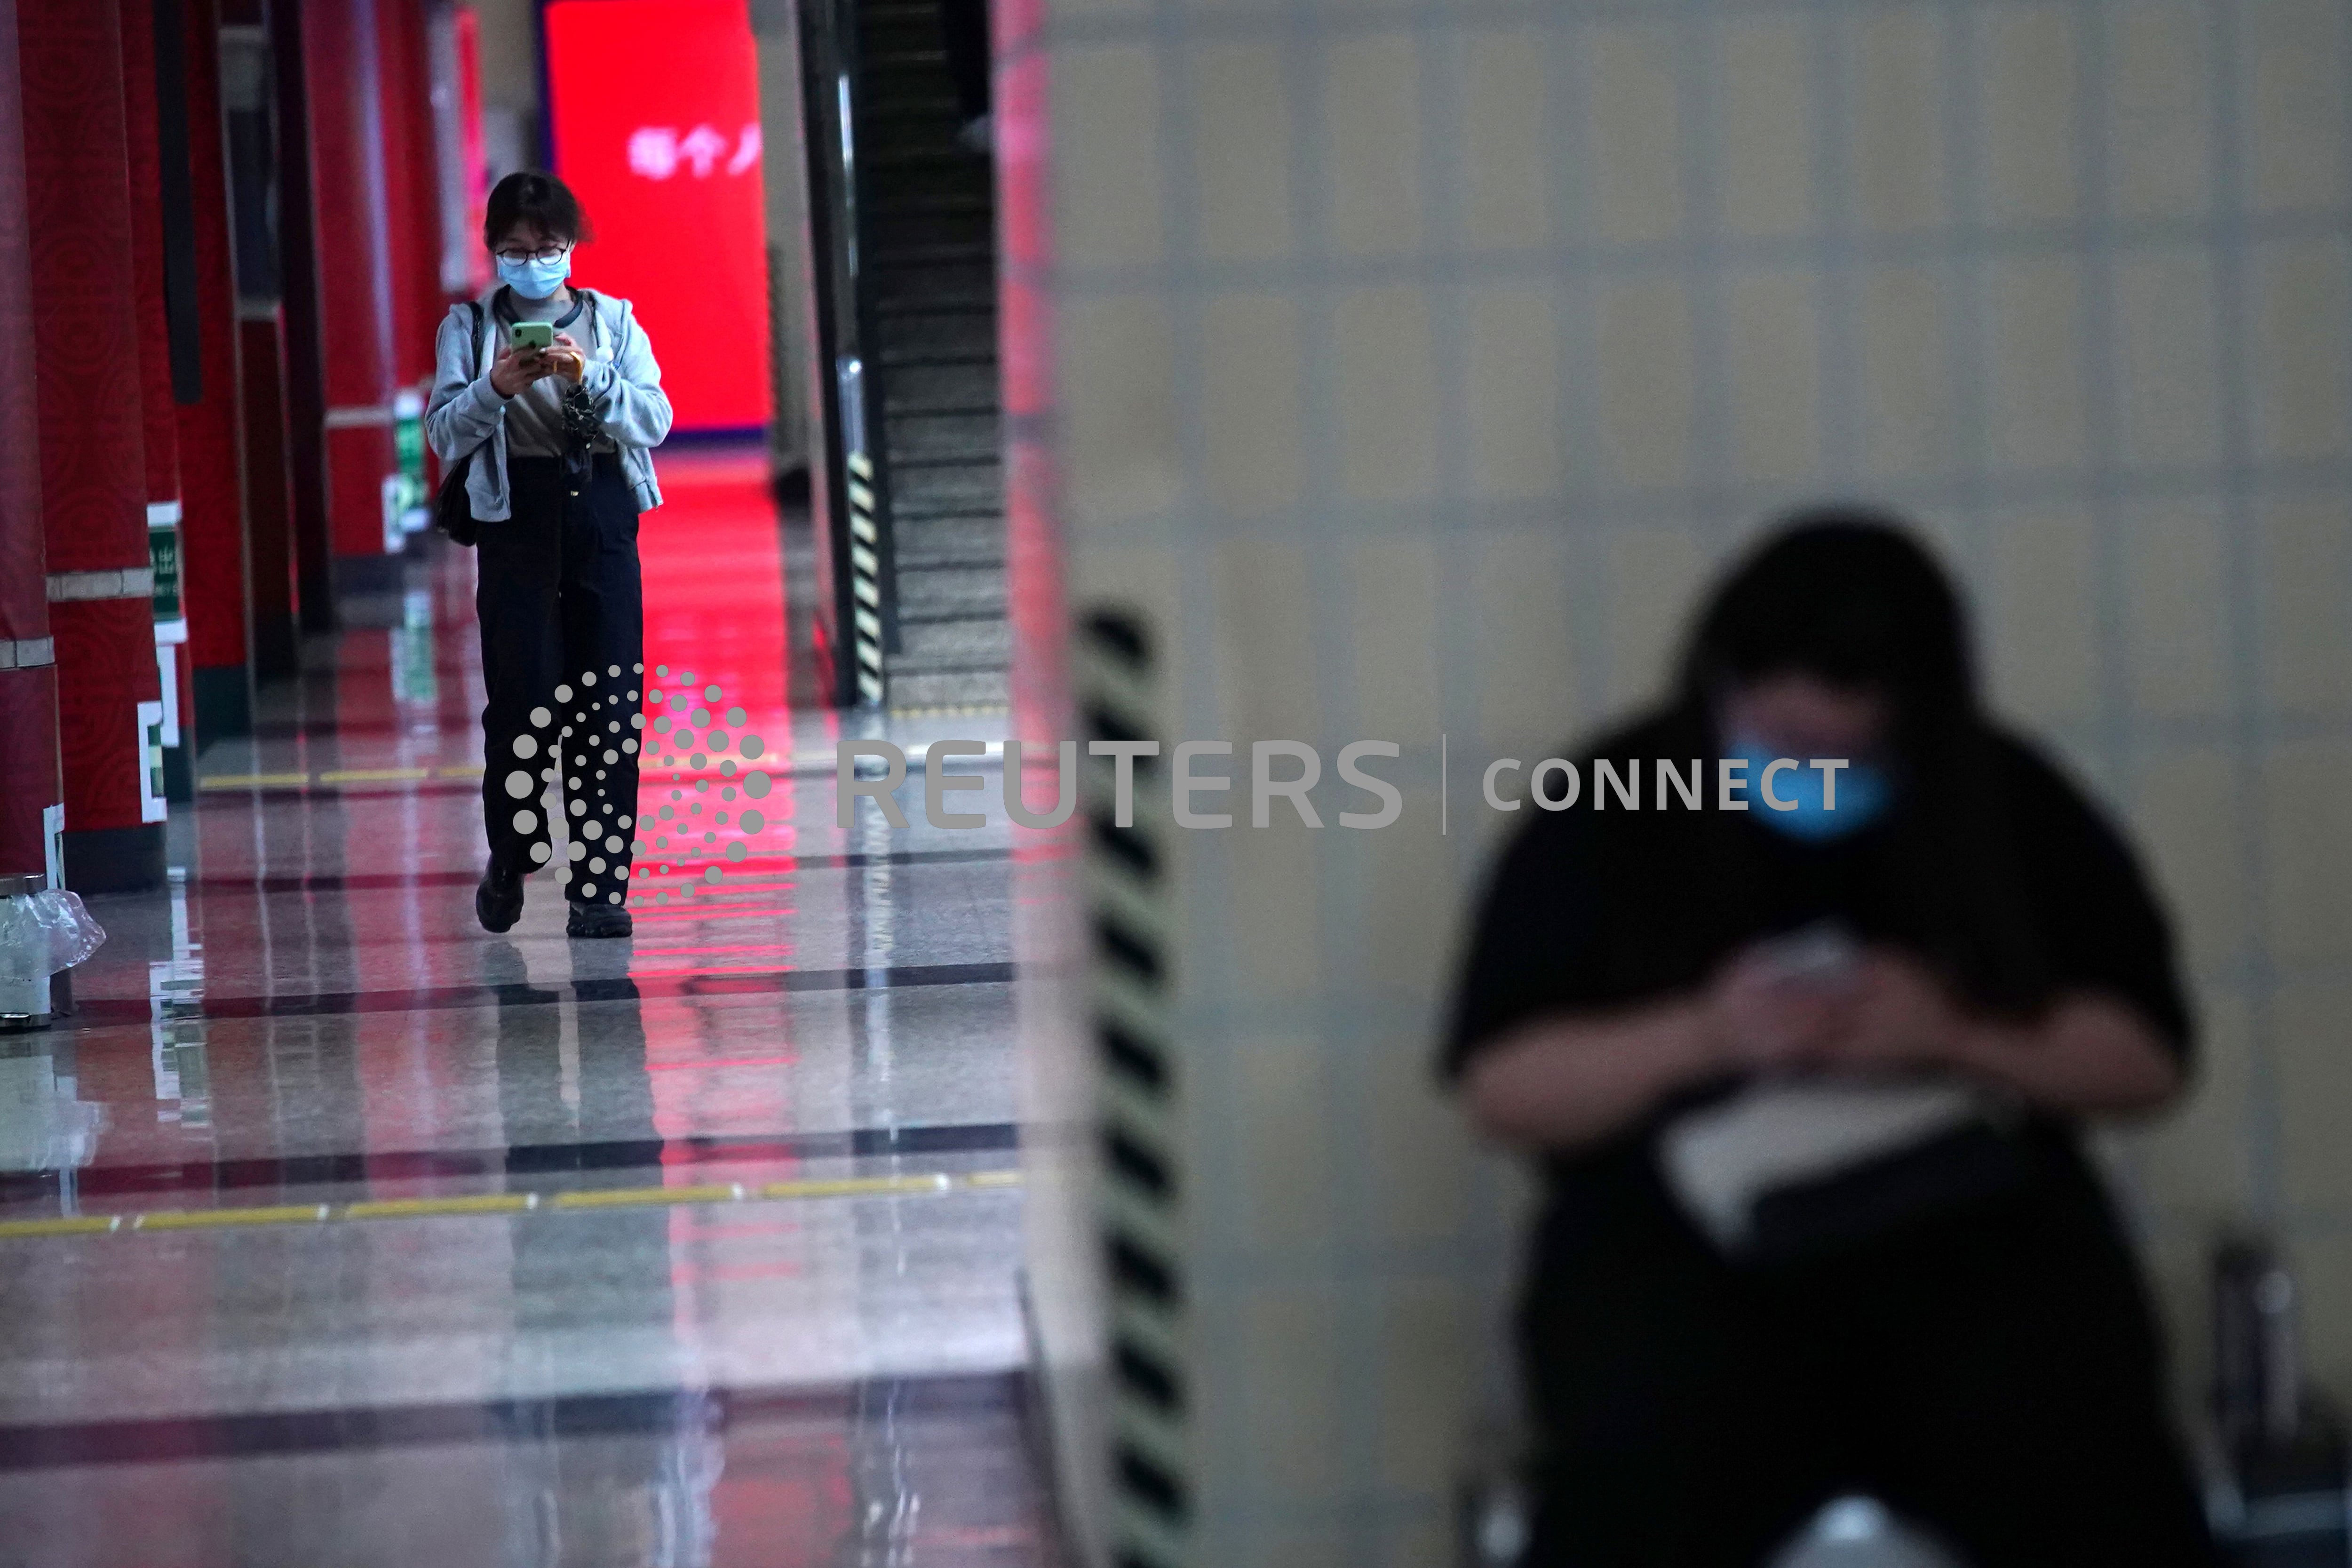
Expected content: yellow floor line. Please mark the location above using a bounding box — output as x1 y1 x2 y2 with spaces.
135 1204 333 1231
0 1215 124 1238
0 1170 1021 1242
343 1193 537 1221
316 767 431 784
548 1182 745 1210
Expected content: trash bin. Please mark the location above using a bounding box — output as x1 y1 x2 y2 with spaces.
0 873 107 1030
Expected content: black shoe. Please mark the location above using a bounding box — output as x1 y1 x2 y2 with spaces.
566 899 632 939
476 861 525 933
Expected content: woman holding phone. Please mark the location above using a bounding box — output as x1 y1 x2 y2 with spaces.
1446 516 2215 1564
427 170 672 939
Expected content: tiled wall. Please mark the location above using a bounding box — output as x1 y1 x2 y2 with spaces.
1017 1 2352 1562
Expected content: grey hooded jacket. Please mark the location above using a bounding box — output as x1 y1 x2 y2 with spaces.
424 285 672 521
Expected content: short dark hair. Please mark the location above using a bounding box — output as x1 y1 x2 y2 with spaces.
483 170 592 250
1681 509 1976 732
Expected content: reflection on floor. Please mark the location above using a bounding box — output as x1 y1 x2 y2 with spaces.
0 453 1054 1566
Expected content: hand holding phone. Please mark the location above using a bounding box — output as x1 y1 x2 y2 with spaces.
1703 922 1864 1071
1748 921 1863 989
489 321 560 398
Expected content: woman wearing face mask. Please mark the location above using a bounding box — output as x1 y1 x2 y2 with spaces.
1446 515 2214 1565
427 170 671 939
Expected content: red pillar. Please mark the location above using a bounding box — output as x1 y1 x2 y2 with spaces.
119 0 191 797
304 0 402 582
0 0 62 886
175 0 254 740
17 0 164 893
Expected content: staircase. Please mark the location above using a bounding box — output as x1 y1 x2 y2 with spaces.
856 0 1008 710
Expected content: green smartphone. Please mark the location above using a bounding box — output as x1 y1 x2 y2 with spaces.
508 320 555 351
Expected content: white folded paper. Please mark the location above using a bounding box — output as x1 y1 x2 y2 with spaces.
1658 1078 1988 1251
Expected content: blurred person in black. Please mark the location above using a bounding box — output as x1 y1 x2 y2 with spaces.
941 0 991 151
1445 514 2216 1565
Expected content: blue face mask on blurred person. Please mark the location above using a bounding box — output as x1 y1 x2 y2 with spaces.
496 250 571 301
1727 733 1894 843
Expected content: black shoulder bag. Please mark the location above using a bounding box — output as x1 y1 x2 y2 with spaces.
433 300 490 547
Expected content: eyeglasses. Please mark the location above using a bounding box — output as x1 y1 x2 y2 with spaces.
493 242 572 264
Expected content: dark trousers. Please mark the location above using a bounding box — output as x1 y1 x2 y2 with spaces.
1519 1169 2218 1566
477 453 644 907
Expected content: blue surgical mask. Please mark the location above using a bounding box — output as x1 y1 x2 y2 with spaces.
1726 733 1894 843
496 250 572 301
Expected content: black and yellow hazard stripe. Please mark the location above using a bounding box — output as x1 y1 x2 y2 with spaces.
1080 606 1190 1568
847 451 887 705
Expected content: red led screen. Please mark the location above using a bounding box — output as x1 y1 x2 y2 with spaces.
544 0 772 433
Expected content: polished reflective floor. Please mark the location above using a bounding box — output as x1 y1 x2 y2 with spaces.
0 453 1053 1565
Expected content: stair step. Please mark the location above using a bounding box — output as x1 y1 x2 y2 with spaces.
867 210 993 254
862 62 954 95
897 545 1005 573
877 310 998 361
894 514 1005 565
867 216 993 258
888 410 999 462
894 615 1011 665
879 292 996 321
894 540 1002 573
858 98 961 132
877 273 996 315
867 148 980 173
871 191 992 217
886 669 1010 710
872 240 993 267
858 16 944 49
884 360 999 413
862 162 993 205
862 123 968 162
892 464 1002 503
861 95 962 122
893 454 998 486
895 562 1006 616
